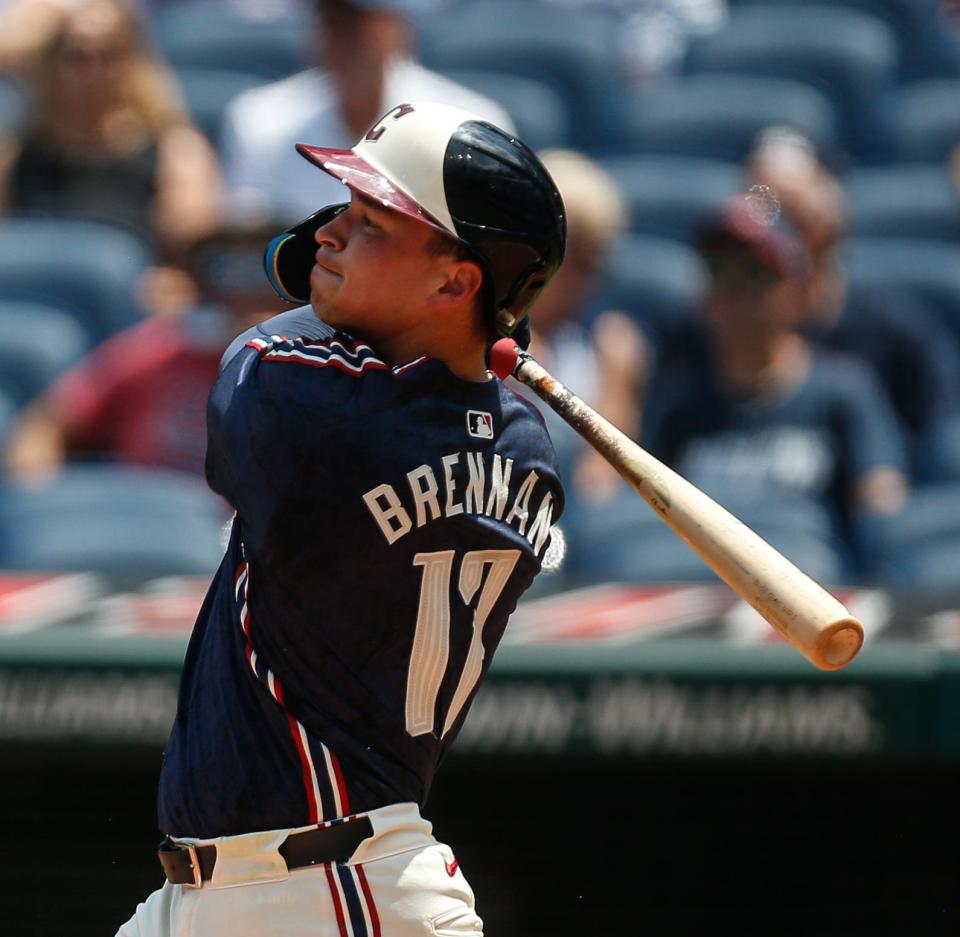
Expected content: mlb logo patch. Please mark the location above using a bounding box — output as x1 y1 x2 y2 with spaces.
466 410 494 440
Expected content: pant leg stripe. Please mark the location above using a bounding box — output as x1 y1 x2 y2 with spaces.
355 865 382 937
336 863 368 937
324 862 350 937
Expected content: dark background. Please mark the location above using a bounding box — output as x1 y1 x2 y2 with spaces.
3 746 957 936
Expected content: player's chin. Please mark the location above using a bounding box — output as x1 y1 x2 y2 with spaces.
310 262 341 292
309 267 339 308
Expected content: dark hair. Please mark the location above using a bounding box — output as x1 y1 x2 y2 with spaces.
427 231 496 331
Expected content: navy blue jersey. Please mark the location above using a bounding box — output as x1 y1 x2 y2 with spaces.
158 310 563 837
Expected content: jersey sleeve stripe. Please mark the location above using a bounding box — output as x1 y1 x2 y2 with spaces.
244 334 288 352
261 347 390 375
246 335 432 381
248 334 388 369
265 342 379 363
302 337 375 356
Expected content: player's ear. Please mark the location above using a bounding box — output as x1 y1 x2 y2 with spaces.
433 259 484 308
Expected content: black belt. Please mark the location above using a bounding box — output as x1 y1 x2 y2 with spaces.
158 816 374 886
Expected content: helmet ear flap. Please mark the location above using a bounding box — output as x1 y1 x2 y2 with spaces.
263 203 348 304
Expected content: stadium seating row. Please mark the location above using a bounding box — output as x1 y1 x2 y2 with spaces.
1 463 959 590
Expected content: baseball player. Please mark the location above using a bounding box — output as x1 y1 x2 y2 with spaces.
116 101 566 937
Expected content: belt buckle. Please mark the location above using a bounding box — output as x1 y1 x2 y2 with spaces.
185 843 203 888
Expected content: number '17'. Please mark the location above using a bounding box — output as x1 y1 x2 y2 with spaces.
406 549 520 738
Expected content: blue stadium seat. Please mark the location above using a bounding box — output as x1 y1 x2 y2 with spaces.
0 466 231 577
845 164 960 241
620 75 837 162
684 3 899 157
599 155 741 242
879 80 960 163
172 66 270 150
872 531 960 590
0 218 150 342
439 70 572 151
844 238 960 340
416 1 628 150
598 235 705 347
0 385 18 451
926 413 960 484
731 0 960 81
563 486 851 586
867 482 960 589
148 1 310 81
0 301 92 404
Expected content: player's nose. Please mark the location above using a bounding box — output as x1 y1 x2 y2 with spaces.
314 211 346 250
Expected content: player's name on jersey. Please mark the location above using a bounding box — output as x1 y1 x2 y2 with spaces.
363 450 555 556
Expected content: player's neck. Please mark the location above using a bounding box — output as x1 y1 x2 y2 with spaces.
375 322 491 383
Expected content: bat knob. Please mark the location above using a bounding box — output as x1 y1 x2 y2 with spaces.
488 339 520 380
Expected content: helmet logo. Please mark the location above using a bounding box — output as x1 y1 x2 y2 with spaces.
365 103 416 142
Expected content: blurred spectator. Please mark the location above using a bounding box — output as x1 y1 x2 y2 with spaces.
0 0 64 74
4 214 282 481
641 196 909 568
525 149 646 504
0 0 222 259
747 126 960 481
220 0 514 218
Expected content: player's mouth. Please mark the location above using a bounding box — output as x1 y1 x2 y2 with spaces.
311 256 342 280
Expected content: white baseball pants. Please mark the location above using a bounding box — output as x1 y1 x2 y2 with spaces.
115 802 483 937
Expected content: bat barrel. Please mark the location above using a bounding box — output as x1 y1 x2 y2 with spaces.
507 347 865 671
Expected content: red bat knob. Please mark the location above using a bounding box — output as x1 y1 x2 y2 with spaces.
489 339 520 380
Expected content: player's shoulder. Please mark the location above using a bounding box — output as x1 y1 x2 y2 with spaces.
235 321 424 422
496 382 562 471
247 331 391 382
221 308 334 369
502 383 549 427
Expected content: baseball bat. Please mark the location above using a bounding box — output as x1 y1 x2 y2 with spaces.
489 339 864 670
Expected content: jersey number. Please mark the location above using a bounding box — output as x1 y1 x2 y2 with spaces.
405 549 520 738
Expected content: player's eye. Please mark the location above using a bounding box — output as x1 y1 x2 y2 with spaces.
361 214 380 231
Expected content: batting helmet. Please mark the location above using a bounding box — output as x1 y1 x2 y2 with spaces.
264 101 566 339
